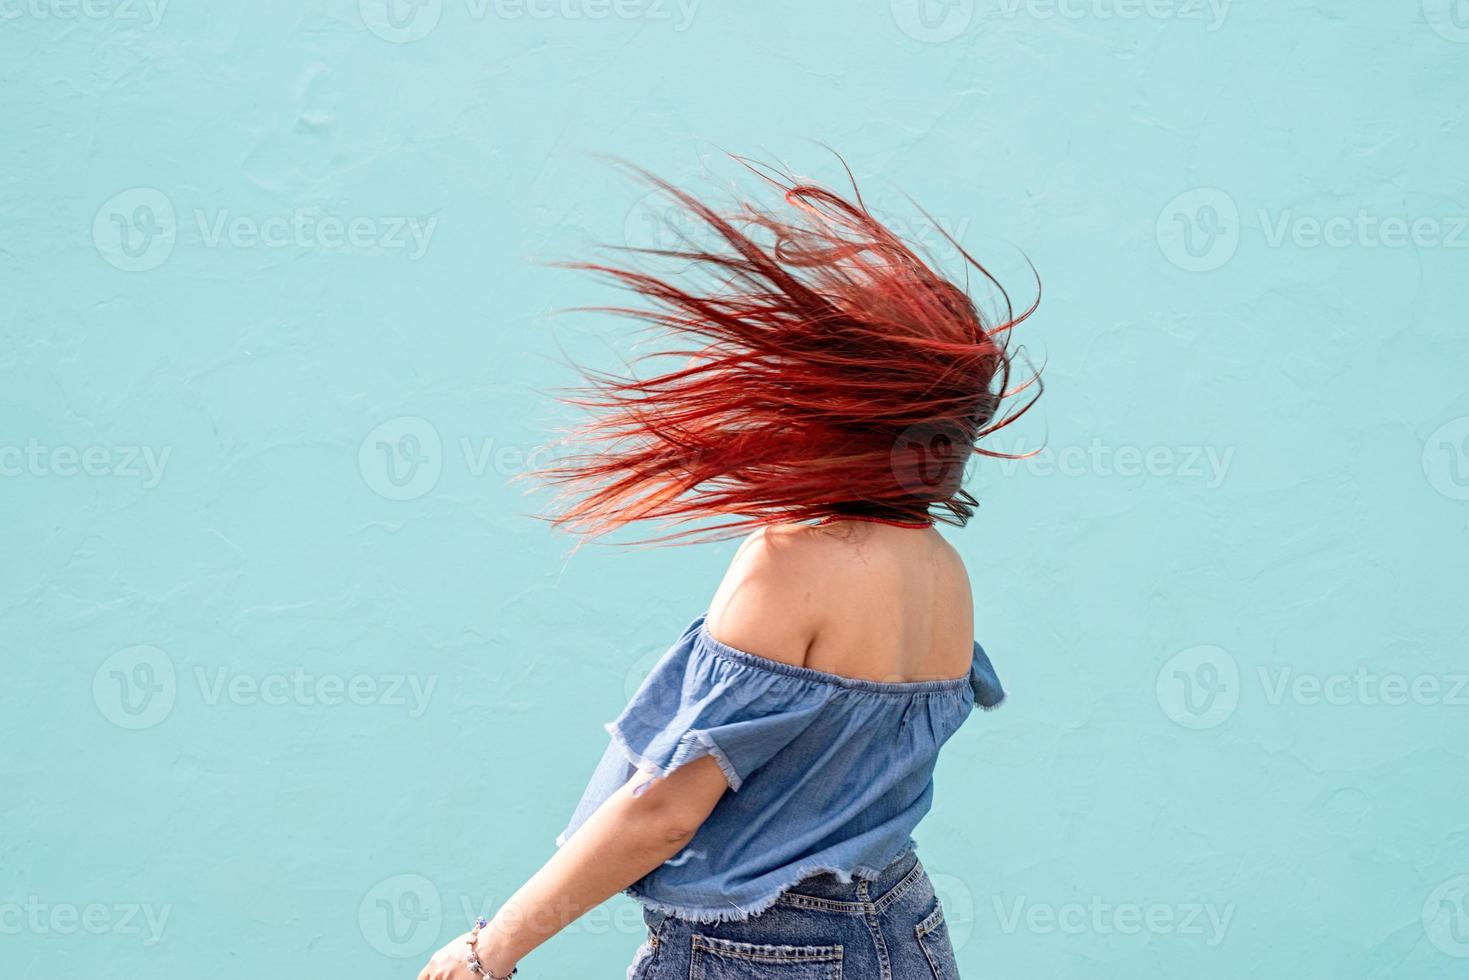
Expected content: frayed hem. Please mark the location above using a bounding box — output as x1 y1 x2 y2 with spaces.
626 888 775 924
554 725 744 850
974 692 1006 711
623 842 918 924
603 721 744 792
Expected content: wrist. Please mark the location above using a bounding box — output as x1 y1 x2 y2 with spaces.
469 918 519 979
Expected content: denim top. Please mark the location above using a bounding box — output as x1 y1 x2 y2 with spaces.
554 612 1005 923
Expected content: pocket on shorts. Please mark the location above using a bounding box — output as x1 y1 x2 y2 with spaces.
689 933 843 980
914 897 960 980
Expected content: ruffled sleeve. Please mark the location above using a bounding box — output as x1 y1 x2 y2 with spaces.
605 618 831 792
969 641 1005 710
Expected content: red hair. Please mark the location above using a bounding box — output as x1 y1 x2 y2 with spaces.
530 158 1040 544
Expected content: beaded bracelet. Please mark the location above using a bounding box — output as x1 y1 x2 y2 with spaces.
465 916 517 979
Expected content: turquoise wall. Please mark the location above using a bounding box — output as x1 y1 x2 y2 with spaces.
4 2 1467 977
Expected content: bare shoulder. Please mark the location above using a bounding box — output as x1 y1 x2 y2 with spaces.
705 521 974 675
930 529 972 591
704 523 835 667
933 531 976 642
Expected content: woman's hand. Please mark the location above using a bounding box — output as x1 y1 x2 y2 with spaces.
416 931 515 980
416 932 473 980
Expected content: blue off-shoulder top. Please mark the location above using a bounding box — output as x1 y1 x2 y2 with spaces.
553 613 1005 923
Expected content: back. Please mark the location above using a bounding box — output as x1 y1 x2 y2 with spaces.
705 518 976 686
551 516 1003 923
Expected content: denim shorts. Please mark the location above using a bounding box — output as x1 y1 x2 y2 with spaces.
626 847 960 979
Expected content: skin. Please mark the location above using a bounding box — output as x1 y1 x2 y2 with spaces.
417 518 974 980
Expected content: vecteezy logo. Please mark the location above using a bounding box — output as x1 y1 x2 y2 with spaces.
1423 0 1469 42
1422 417 1469 502
358 417 443 501
624 644 668 702
1156 187 1240 272
1423 874 1469 958
93 645 177 729
359 873 442 958
93 188 177 272
620 188 714 274
1156 645 1239 729
891 420 971 498
359 0 442 43
927 871 976 951
890 0 975 43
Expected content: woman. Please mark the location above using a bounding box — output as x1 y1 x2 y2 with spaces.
418 160 1038 979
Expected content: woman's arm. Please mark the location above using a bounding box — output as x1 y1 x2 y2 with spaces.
418 754 729 980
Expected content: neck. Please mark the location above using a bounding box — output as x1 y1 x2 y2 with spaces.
820 515 934 529
824 501 934 526
817 505 935 529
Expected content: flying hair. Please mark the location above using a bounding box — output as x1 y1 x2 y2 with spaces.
528 155 1042 545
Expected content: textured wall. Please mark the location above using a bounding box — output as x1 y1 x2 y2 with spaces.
3 2 1467 977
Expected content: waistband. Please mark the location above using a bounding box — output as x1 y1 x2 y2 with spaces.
635 842 926 926
773 842 924 912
